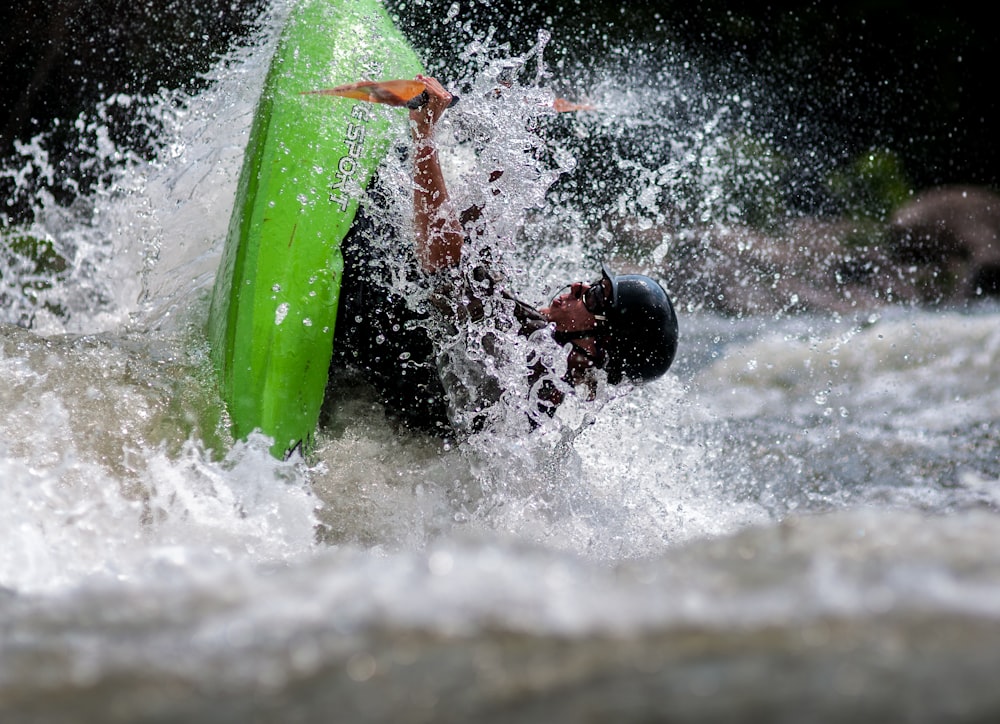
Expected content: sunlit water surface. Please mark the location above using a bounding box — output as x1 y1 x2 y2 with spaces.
2 3 999 722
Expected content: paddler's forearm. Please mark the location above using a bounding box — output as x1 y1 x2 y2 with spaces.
409 75 464 273
412 134 464 273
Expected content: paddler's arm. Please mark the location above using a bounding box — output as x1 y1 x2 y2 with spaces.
410 75 464 273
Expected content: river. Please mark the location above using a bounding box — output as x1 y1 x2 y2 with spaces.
2 2 999 722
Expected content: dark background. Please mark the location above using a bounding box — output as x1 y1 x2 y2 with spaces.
1 0 995 224
390 1 996 193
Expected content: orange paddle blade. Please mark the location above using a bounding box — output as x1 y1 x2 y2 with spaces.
301 79 427 107
552 98 594 113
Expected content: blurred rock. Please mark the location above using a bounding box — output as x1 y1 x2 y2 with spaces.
890 185 1000 298
653 219 916 316
619 186 1000 316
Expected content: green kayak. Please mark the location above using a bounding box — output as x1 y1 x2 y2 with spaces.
208 0 423 457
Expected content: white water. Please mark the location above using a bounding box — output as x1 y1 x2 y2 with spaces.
2 4 999 721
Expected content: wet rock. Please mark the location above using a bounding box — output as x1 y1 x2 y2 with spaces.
613 218 913 317
612 186 1000 316
889 185 1000 298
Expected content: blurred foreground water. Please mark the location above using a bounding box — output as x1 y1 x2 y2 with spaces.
1 2 999 721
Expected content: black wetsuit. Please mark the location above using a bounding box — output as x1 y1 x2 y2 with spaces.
331 199 451 433
332 181 561 435
331 199 553 435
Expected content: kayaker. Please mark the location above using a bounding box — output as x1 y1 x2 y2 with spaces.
331 75 678 435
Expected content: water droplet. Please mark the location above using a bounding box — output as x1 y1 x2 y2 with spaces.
428 551 454 576
346 653 376 682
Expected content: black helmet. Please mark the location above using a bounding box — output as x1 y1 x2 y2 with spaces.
597 263 678 383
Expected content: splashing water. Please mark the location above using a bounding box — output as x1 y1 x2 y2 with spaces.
1 2 999 721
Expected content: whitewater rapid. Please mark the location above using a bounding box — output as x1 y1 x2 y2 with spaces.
1 3 999 721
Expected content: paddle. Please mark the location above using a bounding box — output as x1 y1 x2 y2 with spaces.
301 79 459 109
302 79 591 112
552 98 594 113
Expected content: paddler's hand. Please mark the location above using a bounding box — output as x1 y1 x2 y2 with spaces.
410 75 453 140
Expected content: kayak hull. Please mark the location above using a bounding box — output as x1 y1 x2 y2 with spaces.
208 0 423 457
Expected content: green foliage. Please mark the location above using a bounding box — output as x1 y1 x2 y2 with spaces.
826 149 912 222
716 131 788 230
0 227 70 325
2 230 67 276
